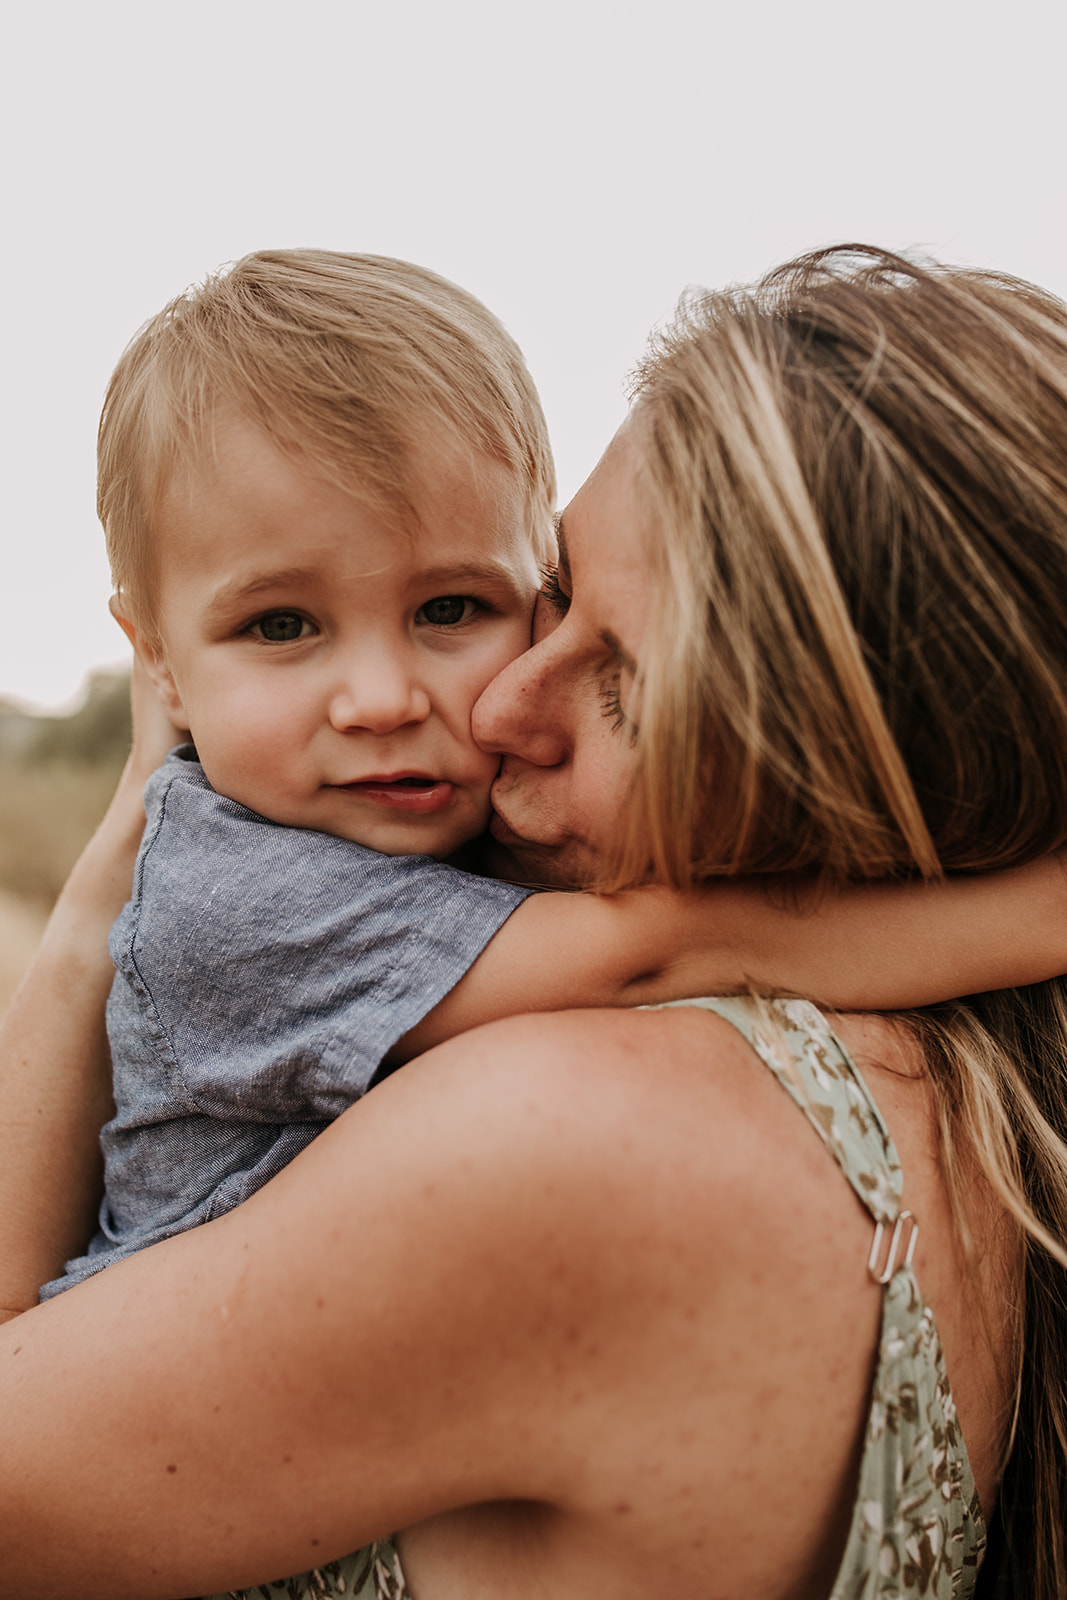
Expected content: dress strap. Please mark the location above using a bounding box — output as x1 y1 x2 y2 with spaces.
655 995 985 1593
655 996 906 1230
200 1536 410 1599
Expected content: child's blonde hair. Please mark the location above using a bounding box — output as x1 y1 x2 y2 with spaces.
98 250 556 643
625 245 1067 1596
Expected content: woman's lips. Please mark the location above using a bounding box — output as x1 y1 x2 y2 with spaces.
487 777 539 845
489 779 583 856
333 777 455 814
488 793 558 849
488 807 523 843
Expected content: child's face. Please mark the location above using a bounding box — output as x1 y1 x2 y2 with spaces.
145 412 540 859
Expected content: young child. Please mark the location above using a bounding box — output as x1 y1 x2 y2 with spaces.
41 249 1066 1298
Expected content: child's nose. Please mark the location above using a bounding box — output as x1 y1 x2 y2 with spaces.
328 652 431 735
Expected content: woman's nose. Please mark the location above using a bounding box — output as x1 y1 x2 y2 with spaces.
328 649 431 735
472 632 569 767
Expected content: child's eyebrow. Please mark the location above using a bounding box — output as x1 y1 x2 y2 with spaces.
411 560 532 592
202 559 531 622
202 569 317 622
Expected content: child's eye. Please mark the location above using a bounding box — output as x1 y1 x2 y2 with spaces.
538 564 571 617
416 595 477 627
250 611 313 643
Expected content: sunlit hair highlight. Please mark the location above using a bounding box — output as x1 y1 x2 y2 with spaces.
622 244 1067 1596
98 249 556 643
621 246 1067 890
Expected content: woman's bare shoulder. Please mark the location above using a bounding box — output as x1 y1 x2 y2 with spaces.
0 1003 881 1597
382 1005 886 1590
387 1004 805 1190
363 1003 879 1292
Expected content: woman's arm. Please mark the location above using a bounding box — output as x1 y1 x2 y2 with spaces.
0 1015 644 1596
0 774 138 1316
394 853 1067 1059
0 1007 879 1600
0 663 183 1317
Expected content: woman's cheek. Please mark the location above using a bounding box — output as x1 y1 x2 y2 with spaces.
571 706 637 846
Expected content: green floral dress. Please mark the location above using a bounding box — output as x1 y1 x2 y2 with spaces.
204 995 985 1600
676 996 987 1598
201 1537 408 1600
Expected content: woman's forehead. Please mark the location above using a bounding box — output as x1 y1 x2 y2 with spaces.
556 424 652 657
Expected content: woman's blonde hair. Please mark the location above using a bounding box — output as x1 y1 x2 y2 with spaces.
98 249 556 642
627 245 1067 1596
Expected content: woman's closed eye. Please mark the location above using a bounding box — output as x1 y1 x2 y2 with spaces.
249 610 316 644
538 560 636 736
416 595 479 627
599 674 638 740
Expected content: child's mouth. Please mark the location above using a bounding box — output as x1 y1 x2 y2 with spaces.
333 777 455 814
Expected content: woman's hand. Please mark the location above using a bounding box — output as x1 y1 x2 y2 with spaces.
126 653 189 789
0 662 171 1319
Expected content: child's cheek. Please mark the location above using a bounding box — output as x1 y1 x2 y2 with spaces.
192 683 277 798
487 615 537 683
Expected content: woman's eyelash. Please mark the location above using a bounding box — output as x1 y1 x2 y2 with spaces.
539 561 637 739
539 564 571 615
598 677 638 742
598 679 627 732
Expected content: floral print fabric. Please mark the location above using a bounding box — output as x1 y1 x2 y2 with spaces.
668 995 986 1597
201 1537 409 1600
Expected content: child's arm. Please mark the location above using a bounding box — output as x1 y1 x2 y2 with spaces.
390 854 1067 1062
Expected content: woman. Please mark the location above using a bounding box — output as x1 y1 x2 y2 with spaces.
3 245 1067 1598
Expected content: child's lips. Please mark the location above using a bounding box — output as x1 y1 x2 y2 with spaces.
332 776 456 814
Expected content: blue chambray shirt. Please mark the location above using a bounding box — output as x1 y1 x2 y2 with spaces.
41 749 530 1299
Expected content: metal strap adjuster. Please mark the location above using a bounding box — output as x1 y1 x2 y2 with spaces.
867 1210 918 1284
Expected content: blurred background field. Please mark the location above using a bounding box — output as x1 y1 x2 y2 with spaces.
0 673 131 1012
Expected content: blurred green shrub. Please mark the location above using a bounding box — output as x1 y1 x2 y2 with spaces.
0 671 132 906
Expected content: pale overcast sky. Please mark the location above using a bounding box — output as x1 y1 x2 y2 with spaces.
3 0 1064 709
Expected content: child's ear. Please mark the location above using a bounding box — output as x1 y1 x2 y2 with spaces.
109 595 190 728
